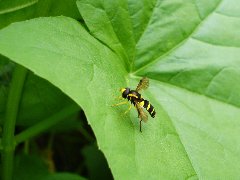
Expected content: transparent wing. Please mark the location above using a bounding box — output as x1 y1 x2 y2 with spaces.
135 102 148 122
136 77 149 92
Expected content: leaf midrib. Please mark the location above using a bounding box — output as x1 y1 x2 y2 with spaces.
150 76 240 109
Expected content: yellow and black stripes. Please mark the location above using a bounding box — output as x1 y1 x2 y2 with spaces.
142 99 156 118
118 78 155 132
121 88 156 118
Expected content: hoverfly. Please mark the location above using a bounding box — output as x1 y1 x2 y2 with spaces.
113 77 156 132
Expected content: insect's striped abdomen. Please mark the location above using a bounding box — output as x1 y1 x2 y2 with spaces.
143 100 156 118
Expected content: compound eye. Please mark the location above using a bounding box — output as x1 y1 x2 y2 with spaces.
122 88 130 98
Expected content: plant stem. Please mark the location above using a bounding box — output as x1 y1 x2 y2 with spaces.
1 65 27 180
15 104 80 145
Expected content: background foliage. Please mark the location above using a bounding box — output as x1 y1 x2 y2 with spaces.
0 0 240 179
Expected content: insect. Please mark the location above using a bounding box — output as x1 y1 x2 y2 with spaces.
112 77 156 132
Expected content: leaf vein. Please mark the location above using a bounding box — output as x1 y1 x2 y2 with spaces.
133 0 224 74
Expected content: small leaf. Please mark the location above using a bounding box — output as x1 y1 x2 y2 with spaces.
77 0 135 68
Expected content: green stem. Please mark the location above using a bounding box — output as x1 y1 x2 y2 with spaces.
23 140 29 154
15 104 80 145
1 65 27 180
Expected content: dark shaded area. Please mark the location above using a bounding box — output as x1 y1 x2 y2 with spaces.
1 60 113 180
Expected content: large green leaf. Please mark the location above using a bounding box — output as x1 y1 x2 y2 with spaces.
0 0 240 179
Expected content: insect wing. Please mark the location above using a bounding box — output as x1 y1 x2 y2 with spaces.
136 102 148 122
136 77 149 92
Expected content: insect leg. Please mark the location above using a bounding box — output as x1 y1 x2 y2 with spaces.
124 103 132 114
111 101 128 107
114 95 123 100
140 119 142 132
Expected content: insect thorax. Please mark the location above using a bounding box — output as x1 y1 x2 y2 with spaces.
127 90 142 103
